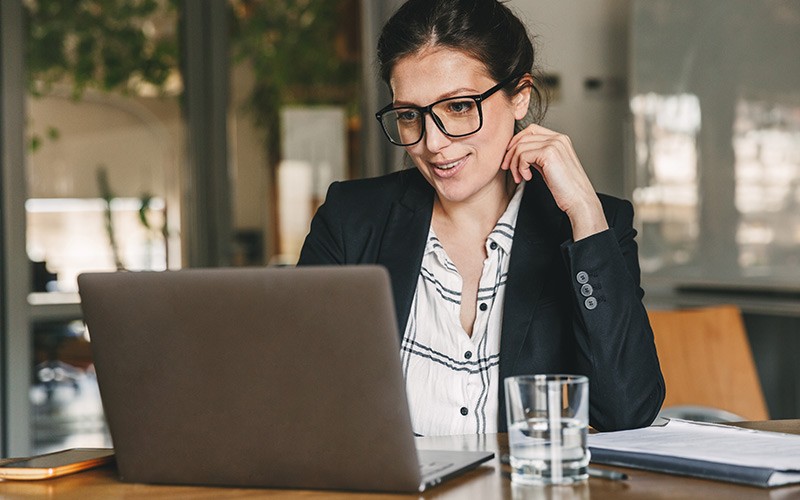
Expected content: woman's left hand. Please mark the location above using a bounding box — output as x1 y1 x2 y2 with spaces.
500 123 609 240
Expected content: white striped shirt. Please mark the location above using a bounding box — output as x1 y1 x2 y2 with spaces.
400 183 525 436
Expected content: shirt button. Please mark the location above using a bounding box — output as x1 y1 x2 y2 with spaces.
585 297 598 310
460 407 469 416
489 241 498 250
576 271 589 284
464 351 473 359
580 284 594 297
479 303 488 311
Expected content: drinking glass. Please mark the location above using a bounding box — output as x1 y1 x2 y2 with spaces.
505 374 590 485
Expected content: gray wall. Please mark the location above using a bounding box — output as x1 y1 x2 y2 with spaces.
515 0 631 198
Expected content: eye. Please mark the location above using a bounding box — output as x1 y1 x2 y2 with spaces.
396 109 420 122
445 99 475 115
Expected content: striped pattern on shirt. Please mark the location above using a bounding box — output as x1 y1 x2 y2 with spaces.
400 182 525 436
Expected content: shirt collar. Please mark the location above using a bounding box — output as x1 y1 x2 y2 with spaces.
487 181 525 255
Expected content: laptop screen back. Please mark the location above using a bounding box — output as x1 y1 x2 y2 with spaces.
79 266 423 492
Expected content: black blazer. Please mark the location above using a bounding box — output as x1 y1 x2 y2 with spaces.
298 168 665 432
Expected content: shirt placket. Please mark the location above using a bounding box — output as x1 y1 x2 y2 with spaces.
462 239 501 432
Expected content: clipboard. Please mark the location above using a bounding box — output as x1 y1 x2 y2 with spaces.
588 419 800 488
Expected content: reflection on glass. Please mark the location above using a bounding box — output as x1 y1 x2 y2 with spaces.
734 100 800 272
630 93 701 273
25 0 182 454
27 197 167 291
278 107 347 260
631 0 800 288
31 319 112 455
228 0 361 265
27 89 182 291
631 94 800 279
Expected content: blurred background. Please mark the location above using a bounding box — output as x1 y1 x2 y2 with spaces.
1 0 799 457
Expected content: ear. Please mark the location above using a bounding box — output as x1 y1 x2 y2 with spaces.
512 74 534 121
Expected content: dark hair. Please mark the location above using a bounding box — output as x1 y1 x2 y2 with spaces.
377 0 548 128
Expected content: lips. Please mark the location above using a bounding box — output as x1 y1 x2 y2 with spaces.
436 158 462 170
429 155 468 178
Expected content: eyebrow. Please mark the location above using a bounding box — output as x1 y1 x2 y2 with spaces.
392 87 481 107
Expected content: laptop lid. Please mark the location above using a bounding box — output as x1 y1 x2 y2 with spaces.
78 266 491 493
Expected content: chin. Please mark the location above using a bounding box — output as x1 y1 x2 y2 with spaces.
431 183 479 204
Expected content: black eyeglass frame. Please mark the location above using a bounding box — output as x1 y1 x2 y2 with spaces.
375 74 520 146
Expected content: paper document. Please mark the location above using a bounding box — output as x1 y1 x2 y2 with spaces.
588 418 800 487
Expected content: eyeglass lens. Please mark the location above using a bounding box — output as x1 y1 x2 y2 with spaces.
380 97 482 145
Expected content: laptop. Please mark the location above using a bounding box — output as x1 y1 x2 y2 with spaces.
78 266 493 493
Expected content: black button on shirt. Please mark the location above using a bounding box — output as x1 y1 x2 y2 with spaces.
479 303 488 311
464 351 473 359
489 241 498 250
460 407 469 416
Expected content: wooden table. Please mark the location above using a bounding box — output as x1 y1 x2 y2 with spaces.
1 420 798 499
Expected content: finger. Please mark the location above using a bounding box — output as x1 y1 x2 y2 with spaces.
506 123 559 152
505 136 553 167
520 162 535 182
515 135 578 174
509 159 536 183
507 137 554 176
508 159 521 184
509 149 543 183
505 134 556 172
512 146 556 183
501 147 516 180
511 166 521 184
507 129 576 172
502 142 538 181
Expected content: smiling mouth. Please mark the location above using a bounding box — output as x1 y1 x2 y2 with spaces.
433 157 466 170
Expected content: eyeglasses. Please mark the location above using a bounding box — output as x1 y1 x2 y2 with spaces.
375 74 518 146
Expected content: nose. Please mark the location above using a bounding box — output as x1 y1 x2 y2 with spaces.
422 113 451 153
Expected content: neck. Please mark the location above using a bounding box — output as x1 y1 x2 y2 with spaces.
434 171 515 233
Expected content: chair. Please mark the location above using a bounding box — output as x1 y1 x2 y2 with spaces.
648 305 769 422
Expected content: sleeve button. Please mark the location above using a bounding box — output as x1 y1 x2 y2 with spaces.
580 284 593 297
584 297 598 310
576 271 589 284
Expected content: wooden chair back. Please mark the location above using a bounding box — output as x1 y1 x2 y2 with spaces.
648 305 769 421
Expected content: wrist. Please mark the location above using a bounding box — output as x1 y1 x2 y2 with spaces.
567 198 609 241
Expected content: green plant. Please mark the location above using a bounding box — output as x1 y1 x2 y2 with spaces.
25 0 360 160
25 0 179 98
229 0 360 162
95 165 125 270
26 0 360 264
25 0 180 151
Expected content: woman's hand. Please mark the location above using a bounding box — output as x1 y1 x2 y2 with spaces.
500 123 609 240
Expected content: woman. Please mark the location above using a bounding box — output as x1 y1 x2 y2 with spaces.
298 0 664 435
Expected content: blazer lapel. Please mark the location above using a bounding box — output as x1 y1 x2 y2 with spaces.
377 170 433 336
499 178 565 380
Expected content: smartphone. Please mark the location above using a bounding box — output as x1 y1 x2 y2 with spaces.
0 448 114 480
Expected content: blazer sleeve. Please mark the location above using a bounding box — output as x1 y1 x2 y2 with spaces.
560 199 665 431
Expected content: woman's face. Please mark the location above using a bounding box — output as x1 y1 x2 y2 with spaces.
390 48 530 205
